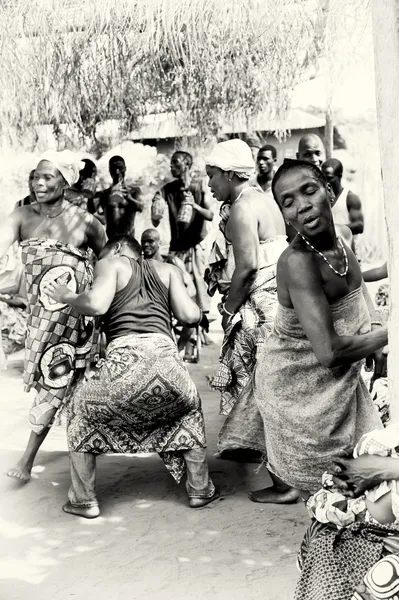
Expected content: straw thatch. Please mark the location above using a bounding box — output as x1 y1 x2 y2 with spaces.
0 0 369 147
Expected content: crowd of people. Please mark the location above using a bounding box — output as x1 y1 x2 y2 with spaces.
2 134 396 599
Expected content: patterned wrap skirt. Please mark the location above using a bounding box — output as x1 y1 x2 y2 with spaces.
67 333 207 482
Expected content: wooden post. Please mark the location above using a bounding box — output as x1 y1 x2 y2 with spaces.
371 0 399 421
324 108 334 159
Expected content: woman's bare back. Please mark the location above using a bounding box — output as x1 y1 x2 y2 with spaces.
225 188 286 243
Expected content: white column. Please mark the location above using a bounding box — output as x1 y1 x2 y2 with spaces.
371 0 399 421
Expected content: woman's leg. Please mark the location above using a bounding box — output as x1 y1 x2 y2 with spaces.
7 406 57 481
249 470 301 504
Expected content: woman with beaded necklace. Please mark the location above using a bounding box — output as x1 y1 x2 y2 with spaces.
250 159 387 504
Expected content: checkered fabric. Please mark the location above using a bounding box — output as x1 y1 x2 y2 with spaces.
21 239 100 430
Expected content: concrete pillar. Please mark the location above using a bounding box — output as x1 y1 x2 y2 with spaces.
371 0 399 420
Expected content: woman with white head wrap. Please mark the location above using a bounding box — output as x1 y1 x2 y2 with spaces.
29 150 84 217
205 138 255 181
205 139 298 502
40 150 84 187
4 150 106 483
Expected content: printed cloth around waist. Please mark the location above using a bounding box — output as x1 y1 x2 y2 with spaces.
107 332 177 357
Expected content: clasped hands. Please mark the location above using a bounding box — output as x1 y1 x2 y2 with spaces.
329 449 389 498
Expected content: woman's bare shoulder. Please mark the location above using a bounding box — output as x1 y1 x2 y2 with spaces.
278 242 319 286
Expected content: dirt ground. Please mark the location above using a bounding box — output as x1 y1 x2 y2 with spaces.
0 326 308 600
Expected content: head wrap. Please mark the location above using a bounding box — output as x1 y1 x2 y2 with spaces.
205 139 255 179
39 150 85 187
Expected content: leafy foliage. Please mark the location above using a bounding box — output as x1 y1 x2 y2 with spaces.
0 0 324 144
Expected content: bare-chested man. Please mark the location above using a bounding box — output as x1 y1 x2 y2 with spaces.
3 150 106 481
252 144 277 193
322 158 364 235
98 155 144 239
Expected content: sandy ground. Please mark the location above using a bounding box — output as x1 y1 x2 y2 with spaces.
0 325 308 600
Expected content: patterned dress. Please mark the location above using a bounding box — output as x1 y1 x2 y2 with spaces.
206 197 287 453
21 238 99 433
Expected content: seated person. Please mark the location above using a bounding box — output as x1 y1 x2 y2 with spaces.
295 435 399 600
307 423 399 528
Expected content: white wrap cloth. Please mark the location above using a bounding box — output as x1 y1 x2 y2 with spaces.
205 139 255 178
40 150 84 187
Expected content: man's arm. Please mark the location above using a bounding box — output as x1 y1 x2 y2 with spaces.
126 186 145 212
347 191 364 235
171 256 197 296
86 215 107 257
192 184 214 222
223 202 259 316
44 258 117 316
363 262 388 282
168 265 202 325
151 189 166 227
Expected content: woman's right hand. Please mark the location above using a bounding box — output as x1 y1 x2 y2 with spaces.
332 451 391 496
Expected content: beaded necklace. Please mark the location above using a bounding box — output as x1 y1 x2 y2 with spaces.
40 201 66 220
298 232 349 277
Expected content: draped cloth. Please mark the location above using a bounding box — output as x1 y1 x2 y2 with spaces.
295 520 399 600
255 286 383 493
205 197 287 452
67 333 207 483
21 239 99 433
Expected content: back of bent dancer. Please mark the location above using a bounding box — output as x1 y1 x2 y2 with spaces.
45 235 218 518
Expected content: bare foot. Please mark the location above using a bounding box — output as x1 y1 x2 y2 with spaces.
62 501 100 519
6 461 32 482
249 486 300 504
189 489 221 509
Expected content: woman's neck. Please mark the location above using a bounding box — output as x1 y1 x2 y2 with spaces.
39 197 65 217
230 180 250 203
301 226 338 252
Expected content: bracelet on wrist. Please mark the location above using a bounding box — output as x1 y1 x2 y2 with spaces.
371 321 383 327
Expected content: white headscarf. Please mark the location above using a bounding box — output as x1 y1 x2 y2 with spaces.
205 139 255 179
39 150 85 187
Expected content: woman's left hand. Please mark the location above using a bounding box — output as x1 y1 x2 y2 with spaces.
42 281 70 304
332 451 388 496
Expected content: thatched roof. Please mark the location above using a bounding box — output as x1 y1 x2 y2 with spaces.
0 0 370 148
127 109 325 141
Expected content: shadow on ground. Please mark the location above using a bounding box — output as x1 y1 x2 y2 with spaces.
0 330 307 600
